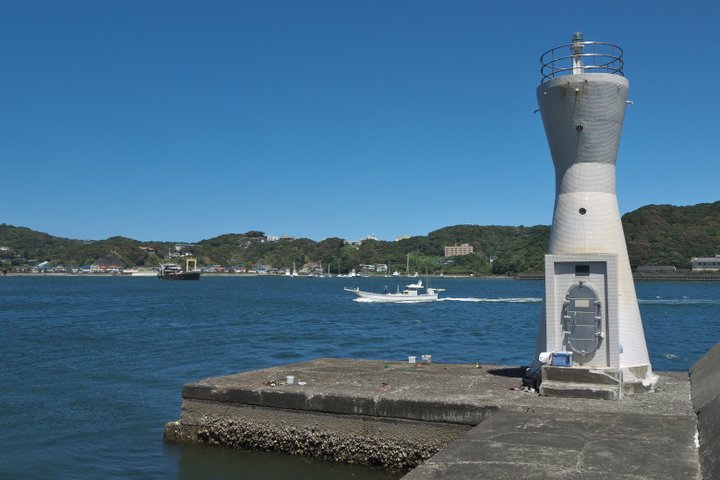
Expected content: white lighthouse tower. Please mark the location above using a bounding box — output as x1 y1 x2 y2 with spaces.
532 33 657 399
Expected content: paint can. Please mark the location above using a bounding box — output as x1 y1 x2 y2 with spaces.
408 356 416 364
286 375 294 384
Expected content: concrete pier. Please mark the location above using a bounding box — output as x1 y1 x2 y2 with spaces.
690 340 720 479
165 357 706 478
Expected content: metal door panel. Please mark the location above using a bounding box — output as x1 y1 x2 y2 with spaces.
562 282 602 357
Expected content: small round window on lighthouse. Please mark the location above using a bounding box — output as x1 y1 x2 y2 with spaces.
579 208 587 215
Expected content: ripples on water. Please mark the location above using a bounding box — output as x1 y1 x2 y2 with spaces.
1 276 718 479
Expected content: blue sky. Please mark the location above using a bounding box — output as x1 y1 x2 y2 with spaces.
3 1 718 242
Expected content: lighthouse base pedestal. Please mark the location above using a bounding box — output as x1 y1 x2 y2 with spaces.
538 364 657 400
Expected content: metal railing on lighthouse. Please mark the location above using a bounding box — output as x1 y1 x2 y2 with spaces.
540 32 624 83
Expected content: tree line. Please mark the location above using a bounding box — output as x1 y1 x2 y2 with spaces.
2 200 719 275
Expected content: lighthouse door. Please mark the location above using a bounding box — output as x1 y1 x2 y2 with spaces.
562 282 602 358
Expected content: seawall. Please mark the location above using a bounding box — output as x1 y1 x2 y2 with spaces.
690 340 720 479
514 272 720 281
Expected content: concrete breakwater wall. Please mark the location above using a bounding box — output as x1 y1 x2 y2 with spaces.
165 400 470 471
690 340 720 479
164 358 705 477
163 359 498 472
633 273 720 282
514 272 720 281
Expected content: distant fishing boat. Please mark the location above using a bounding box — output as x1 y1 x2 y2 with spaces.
344 280 444 303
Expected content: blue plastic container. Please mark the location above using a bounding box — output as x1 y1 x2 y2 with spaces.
552 351 573 367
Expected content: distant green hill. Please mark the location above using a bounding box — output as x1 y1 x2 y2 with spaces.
622 202 720 269
0 224 175 268
2 200 719 274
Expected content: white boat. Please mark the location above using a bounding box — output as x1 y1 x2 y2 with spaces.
344 280 444 303
292 261 298 277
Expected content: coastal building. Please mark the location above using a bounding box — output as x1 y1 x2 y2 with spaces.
264 235 295 243
691 255 720 272
444 244 473 257
376 264 388 272
395 235 410 242
637 266 677 272
345 234 379 247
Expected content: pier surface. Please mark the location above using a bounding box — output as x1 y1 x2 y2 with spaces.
165 358 703 478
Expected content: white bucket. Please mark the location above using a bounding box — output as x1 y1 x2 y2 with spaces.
421 355 432 364
286 375 294 385
408 356 417 364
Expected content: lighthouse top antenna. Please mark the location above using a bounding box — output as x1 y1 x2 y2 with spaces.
570 31 586 74
540 33 624 83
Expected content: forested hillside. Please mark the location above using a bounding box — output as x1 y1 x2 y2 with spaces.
2 200 719 275
622 202 720 269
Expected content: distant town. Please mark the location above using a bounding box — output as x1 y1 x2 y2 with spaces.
2 199 720 277
5 234 495 277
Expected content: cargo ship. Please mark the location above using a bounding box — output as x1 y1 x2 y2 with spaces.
157 257 201 280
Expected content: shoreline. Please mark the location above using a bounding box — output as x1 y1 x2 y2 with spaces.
1 273 512 279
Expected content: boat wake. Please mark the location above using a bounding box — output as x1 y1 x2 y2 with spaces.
353 296 541 304
438 297 542 303
440 297 542 303
354 296 716 305
661 353 683 360
352 298 435 304
638 298 720 305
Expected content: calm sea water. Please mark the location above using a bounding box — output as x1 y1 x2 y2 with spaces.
1 276 719 479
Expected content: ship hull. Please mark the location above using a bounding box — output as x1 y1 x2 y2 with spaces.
344 288 438 303
157 272 201 280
